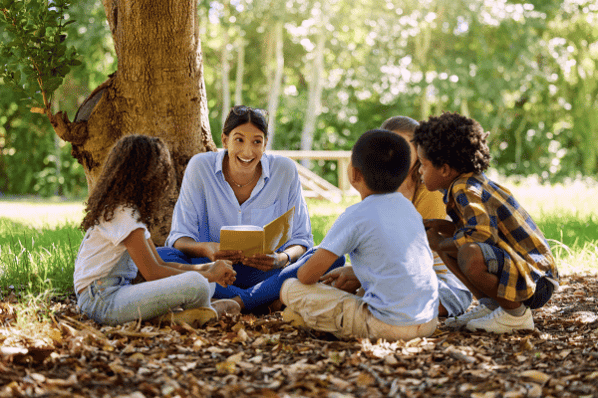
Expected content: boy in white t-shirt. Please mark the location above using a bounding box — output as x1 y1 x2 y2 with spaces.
280 130 439 341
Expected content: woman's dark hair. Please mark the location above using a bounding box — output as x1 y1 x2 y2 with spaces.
351 129 411 193
381 116 422 199
222 105 269 136
413 112 491 174
81 134 174 231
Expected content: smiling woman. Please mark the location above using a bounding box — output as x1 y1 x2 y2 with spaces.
156 105 345 313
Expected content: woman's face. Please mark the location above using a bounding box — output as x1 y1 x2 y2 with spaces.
394 130 417 171
222 122 268 174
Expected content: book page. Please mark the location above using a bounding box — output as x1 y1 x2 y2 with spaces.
219 226 264 256
263 207 295 254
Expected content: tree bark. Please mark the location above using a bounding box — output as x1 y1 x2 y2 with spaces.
51 0 215 245
300 28 325 167
234 38 245 106
221 29 231 127
266 21 284 150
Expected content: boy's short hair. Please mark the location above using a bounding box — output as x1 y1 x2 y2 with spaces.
351 129 411 193
413 112 491 174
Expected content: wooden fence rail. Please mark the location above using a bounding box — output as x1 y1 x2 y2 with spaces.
268 150 352 194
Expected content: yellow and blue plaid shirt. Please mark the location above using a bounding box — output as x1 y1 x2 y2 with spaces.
444 172 558 302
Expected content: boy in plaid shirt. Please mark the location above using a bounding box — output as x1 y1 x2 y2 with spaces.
413 112 559 333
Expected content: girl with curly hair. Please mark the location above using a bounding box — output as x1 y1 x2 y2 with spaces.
74 135 238 326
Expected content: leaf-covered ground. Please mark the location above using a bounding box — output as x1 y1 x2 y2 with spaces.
1 274 597 398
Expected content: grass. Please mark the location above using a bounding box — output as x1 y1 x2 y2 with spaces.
1 177 597 298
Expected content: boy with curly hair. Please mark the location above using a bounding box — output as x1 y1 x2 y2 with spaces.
413 112 558 334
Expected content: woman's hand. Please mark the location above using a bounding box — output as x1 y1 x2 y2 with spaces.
214 249 245 264
203 260 236 287
320 266 361 293
243 252 287 271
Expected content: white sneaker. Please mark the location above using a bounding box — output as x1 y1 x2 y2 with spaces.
466 307 534 334
444 304 493 328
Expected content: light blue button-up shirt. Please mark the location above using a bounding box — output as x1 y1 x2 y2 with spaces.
166 150 313 252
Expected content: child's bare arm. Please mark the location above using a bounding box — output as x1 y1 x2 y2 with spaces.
424 219 456 237
125 229 190 281
127 230 236 286
297 248 339 285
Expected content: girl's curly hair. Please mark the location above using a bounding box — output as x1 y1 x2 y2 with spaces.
81 135 174 231
413 112 491 174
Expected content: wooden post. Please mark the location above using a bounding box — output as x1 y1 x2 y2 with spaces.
337 158 350 193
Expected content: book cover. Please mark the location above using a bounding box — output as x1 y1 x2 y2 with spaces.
219 207 295 257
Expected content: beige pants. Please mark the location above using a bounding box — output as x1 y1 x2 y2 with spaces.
280 278 438 341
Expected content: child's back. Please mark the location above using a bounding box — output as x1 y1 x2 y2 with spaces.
327 192 438 325
281 129 439 341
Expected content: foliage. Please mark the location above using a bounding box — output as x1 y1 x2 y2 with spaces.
0 0 81 109
1 0 598 196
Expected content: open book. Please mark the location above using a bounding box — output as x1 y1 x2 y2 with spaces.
219 207 295 257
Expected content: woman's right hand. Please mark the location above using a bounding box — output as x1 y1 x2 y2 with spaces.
205 260 237 287
214 249 245 264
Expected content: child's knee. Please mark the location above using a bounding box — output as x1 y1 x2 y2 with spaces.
280 278 300 306
180 272 211 298
457 243 486 275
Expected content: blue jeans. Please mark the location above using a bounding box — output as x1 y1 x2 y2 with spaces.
477 243 554 309
77 253 213 325
157 246 346 311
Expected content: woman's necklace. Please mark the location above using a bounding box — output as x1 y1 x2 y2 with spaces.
227 167 259 188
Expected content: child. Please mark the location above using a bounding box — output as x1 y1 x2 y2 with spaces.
321 117 472 318
381 116 473 318
74 135 238 326
280 130 439 341
413 112 559 334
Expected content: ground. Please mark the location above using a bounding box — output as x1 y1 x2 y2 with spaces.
1 273 597 398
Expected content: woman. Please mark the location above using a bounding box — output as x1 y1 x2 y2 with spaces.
159 105 344 312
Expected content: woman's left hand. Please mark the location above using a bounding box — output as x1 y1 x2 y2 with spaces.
243 253 287 271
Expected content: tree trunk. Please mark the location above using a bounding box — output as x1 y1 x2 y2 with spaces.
300 29 325 167
266 21 284 150
221 29 231 127
234 38 245 106
49 0 215 245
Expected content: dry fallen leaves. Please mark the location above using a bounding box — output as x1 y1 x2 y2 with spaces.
1 273 598 397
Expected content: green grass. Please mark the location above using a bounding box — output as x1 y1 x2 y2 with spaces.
0 218 83 297
1 179 597 297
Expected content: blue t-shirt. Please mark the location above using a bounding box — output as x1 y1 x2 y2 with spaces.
166 150 313 251
320 192 439 326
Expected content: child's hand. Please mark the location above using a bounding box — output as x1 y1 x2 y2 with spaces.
425 227 444 251
320 267 361 293
205 260 236 287
424 219 456 237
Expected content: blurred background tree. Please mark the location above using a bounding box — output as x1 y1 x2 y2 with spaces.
1 0 597 198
